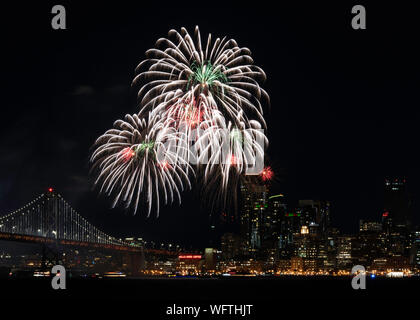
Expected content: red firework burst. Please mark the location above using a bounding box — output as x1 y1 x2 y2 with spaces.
260 166 274 181
121 147 135 162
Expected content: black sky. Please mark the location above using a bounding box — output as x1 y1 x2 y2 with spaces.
1 1 419 249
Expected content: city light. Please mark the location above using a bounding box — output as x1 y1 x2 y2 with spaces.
179 255 202 260
0 177 419 280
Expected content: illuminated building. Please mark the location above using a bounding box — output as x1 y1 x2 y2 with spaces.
359 220 382 233
221 233 242 260
369 256 411 274
290 257 303 272
354 220 383 266
281 200 333 270
204 248 218 271
316 241 329 271
387 226 411 257
239 180 269 254
277 259 291 272
382 210 393 234
300 226 309 235
324 228 340 270
336 236 354 269
260 194 287 261
294 237 317 271
354 231 382 267
269 194 288 255
147 259 177 274
381 207 411 258
296 200 331 238
277 213 300 261
384 178 411 228
410 231 420 271
292 224 327 272
295 201 316 229
176 254 203 275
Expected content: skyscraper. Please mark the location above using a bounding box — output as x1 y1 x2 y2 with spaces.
267 194 287 253
336 236 354 269
411 231 420 271
384 178 411 228
278 211 300 258
296 200 331 238
239 179 269 255
220 233 242 260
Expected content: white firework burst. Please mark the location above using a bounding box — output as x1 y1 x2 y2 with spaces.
133 26 269 128
91 26 269 216
91 113 192 216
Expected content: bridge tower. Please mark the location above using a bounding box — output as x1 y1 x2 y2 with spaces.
41 188 62 270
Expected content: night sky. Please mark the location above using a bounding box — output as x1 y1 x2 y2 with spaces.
1 2 419 249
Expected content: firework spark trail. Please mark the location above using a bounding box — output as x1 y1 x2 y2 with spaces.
91 26 269 216
90 113 192 216
133 26 269 127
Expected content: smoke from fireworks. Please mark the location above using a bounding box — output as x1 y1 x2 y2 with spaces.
91 26 269 215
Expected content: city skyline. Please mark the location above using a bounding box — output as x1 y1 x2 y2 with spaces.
1 1 420 307
1 2 420 249
1 177 419 277
1 175 418 249
1 169 420 249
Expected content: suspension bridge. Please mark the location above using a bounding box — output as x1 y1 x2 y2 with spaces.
0 188 140 251
0 188 147 273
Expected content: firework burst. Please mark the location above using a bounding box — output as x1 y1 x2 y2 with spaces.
91 26 269 216
133 26 269 127
260 166 274 182
91 113 192 216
